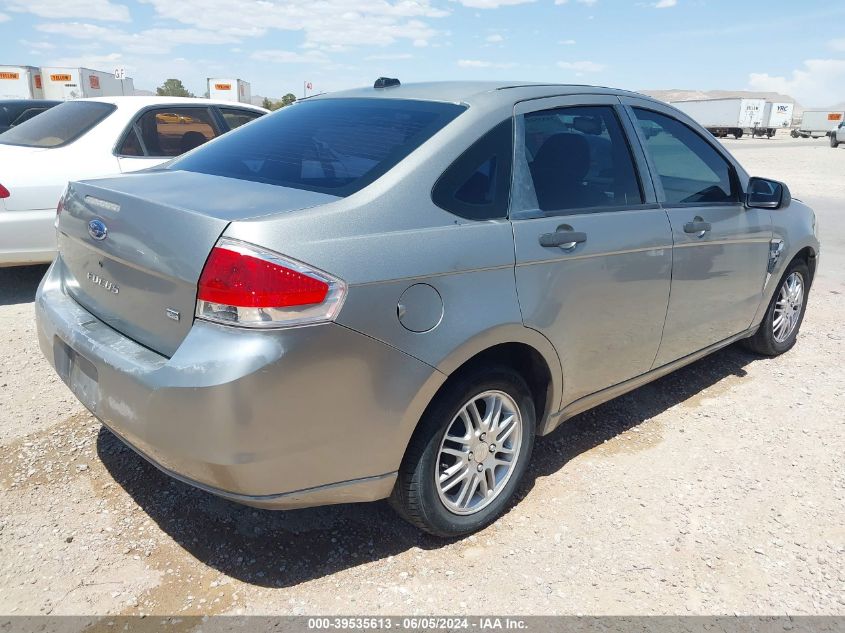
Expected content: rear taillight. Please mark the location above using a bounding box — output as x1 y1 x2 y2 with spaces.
0 184 9 199
196 238 347 328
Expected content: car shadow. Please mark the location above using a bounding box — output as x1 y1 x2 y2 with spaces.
0 264 49 306
96 342 756 588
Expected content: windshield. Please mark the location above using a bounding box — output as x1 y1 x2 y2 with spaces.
169 98 466 196
0 101 116 148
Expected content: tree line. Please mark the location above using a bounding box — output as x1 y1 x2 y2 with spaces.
156 79 297 109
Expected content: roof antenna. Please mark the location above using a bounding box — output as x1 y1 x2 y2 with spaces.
374 77 401 89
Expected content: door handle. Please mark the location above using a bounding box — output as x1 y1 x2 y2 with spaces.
683 220 712 237
539 230 587 250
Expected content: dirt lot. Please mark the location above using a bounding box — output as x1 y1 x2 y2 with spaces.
1 136 843 617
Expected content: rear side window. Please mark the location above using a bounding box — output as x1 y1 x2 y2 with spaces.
170 98 466 197
0 101 115 148
522 105 643 214
219 107 264 130
633 108 738 205
119 107 219 158
432 119 512 220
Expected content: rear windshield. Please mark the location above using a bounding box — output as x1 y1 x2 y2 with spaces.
169 98 466 196
0 101 116 148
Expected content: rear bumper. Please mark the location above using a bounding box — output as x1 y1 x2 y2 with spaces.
35 260 445 508
0 209 56 266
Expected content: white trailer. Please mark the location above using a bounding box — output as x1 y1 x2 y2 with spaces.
40 67 134 100
792 109 845 139
0 65 44 99
669 98 766 139
207 78 251 103
754 102 794 137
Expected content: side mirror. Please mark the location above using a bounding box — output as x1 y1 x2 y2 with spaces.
746 177 791 209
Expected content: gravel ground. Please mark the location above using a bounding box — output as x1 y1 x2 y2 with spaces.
0 136 843 617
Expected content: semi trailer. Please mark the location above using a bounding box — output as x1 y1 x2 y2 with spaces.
670 98 766 138
40 67 134 100
753 102 795 137
207 78 252 103
791 109 845 138
0 65 44 99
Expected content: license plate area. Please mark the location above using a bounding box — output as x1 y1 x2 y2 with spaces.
54 338 99 412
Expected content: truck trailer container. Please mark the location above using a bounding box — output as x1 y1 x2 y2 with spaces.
207 78 251 103
754 102 795 137
669 98 766 138
40 67 134 100
0 65 44 99
792 109 845 138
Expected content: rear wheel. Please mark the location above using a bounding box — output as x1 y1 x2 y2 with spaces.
390 366 535 537
743 259 810 356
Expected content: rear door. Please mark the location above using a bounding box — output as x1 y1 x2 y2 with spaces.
115 106 222 173
622 98 771 367
510 95 673 407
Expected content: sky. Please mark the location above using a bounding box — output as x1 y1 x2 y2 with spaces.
1 0 844 106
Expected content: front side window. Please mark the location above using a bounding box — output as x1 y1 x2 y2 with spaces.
432 119 512 220
219 107 264 130
119 107 219 158
633 108 738 205
170 98 466 197
0 101 115 148
519 105 643 214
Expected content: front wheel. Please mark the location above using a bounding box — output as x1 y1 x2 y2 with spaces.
390 366 536 537
743 260 810 356
831 134 840 148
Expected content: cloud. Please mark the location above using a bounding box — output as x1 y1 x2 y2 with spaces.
559 39 576 44
250 49 329 64
654 0 677 7
577 0 597 5
19 39 56 49
457 59 517 68
485 33 504 42
0 12 10 22
5 0 129 22
557 60 605 72
830 39 845 52
36 22 241 54
139 0 448 50
364 53 414 60
456 0 535 8
554 0 567 4
748 59 845 106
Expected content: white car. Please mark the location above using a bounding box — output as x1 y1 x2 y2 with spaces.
830 121 845 148
0 96 267 266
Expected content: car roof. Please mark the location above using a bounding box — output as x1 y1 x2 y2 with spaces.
314 81 663 107
77 95 268 112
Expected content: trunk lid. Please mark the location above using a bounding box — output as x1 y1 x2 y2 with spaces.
57 169 338 357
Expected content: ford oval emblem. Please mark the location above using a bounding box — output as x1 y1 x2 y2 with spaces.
88 218 108 241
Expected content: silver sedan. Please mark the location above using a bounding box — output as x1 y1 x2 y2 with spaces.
35 81 819 537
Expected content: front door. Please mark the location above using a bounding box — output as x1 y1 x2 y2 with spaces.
624 101 771 367
510 96 673 408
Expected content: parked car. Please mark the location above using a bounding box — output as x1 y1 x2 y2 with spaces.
0 96 267 266
829 121 845 147
35 82 819 537
0 99 61 134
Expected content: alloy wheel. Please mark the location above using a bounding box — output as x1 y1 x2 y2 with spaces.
773 271 804 343
435 390 523 515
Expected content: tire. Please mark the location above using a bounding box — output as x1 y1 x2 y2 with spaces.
390 365 536 538
831 135 839 148
743 259 810 356
734 131 743 139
